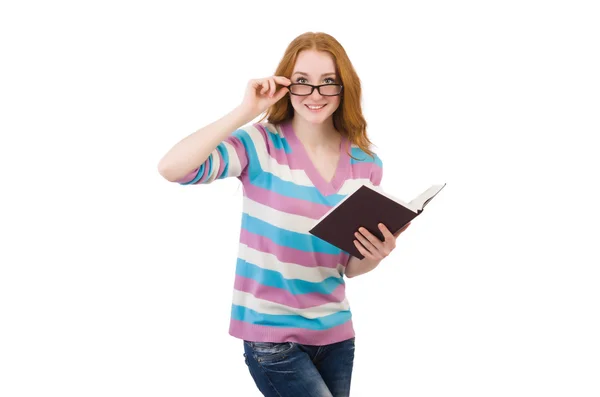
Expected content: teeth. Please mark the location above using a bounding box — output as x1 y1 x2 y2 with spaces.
307 105 325 110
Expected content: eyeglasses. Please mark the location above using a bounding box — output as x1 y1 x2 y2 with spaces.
287 83 343 96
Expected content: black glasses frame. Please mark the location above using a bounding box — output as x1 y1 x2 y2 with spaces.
287 83 344 96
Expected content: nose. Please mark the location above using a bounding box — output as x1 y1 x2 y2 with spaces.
309 87 324 101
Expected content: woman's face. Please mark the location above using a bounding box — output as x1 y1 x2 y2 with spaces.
289 50 341 125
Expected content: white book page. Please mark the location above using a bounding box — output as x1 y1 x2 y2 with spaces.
365 184 415 213
407 184 446 212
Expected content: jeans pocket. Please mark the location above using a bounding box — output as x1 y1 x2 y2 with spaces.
247 341 295 364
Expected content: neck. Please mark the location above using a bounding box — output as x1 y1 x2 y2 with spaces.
291 116 340 149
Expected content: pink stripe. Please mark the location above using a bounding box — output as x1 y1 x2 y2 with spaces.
198 152 220 183
241 174 331 219
229 318 355 345
351 162 374 179
254 123 290 167
176 167 199 184
234 275 346 309
240 229 348 269
371 163 382 185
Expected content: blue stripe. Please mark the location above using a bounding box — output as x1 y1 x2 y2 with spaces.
253 171 346 205
242 214 342 255
236 259 343 295
234 128 347 203
216 142 230 179
264 126 293 153
231 304 351 330
349 147 382 167
205 151 214 180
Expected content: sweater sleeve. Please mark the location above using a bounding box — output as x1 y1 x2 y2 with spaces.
177 124 265 185
369 153 383 187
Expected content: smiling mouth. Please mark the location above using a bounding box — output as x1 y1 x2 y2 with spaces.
305 104 327 110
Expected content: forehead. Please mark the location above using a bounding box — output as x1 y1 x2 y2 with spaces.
292 50 336 75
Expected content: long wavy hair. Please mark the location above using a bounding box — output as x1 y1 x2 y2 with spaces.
258 32 375 158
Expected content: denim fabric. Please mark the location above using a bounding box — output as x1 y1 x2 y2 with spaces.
243 337 355 397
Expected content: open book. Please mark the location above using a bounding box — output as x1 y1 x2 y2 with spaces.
309 183 446 259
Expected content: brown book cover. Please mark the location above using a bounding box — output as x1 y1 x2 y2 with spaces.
309 183 446 259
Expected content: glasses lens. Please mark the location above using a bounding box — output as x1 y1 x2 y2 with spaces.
290 84 313 95
320 85 342 96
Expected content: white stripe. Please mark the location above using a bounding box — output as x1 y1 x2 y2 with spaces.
337 178 374 195
244 125 314 186
239 243 344 282
243 197 316 233
222 140 242 177
232 289 349 318
203 147 221 183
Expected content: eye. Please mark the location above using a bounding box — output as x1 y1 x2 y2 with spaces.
324 77 336 84
296 77 308 84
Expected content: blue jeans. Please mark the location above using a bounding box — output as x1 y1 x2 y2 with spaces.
243 337 355 397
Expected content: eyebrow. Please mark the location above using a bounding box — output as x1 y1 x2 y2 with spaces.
292 72 336 77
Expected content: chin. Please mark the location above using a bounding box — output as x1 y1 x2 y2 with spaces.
303 113 330 124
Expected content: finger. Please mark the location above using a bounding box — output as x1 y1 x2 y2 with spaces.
273 86 289 100
355 230 379 254
269 78 276 97
353 239 375 260
260 80 269 95
256 79 266 94
357 227 384 250
273 75 292 86
378 223 395 242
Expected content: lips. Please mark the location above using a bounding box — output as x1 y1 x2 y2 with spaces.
306 104 326 110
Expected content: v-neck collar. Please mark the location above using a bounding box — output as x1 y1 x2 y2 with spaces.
281 120 350 197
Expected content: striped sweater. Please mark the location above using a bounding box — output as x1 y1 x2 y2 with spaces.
177 119 383 345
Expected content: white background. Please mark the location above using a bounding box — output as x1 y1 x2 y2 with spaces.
1 0 599 396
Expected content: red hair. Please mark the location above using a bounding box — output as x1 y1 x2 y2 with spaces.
259 32 375 158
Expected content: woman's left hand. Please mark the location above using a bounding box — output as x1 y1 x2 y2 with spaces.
353 222 411 261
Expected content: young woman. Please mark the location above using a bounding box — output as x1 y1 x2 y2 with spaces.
158 32 410 397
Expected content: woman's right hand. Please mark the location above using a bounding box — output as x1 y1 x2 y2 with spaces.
239 75 291 119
